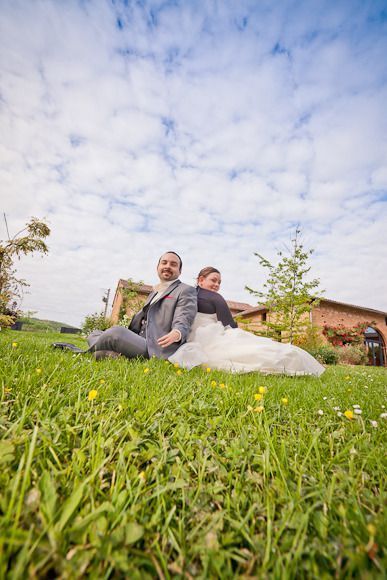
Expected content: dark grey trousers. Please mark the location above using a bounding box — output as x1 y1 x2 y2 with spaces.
87 326 148 359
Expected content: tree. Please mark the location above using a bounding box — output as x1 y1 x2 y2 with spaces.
0 216 50 328
246 229 322 344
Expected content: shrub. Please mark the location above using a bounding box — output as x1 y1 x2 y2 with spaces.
305 345 339 365
337 344 368 366
82 312 112 335
293 325 325 350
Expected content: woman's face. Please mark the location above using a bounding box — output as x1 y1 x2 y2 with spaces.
198 272 221 292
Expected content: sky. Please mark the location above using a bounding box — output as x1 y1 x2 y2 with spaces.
1 0 386 327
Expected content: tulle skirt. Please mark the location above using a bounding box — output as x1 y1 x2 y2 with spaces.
169 313 325 376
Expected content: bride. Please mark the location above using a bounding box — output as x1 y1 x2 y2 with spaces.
169 267 325 376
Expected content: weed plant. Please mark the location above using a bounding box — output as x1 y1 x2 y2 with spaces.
0 331 386 578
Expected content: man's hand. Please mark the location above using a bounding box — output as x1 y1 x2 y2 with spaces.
157 329 181 348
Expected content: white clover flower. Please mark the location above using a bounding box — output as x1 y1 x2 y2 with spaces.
370 420 378 428
380 412 387 419
333 406 340 411
317 409 324 416
323 396 327 400
337 412 343 417
353 404 360 409
354 408 362 415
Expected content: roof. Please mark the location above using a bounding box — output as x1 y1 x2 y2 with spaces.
115 280 386 316
226 300 254 311
236 298 387 318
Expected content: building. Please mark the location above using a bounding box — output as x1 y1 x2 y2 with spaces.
111 279 387 366
237 298 387 366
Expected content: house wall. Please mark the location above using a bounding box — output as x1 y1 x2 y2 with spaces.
312 302 387 348
110 282 149 324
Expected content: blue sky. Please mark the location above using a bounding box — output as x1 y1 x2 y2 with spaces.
1 0 386 325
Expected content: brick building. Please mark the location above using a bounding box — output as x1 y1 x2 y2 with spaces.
237 298 387 366
111 280 387 366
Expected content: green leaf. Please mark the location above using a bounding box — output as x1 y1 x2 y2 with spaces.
0 440 15 464
56 482 86 532
125 522 144 545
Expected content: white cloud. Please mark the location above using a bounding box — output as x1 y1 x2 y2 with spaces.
1 0 386 326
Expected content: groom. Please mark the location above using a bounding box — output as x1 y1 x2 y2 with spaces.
87 251 197 360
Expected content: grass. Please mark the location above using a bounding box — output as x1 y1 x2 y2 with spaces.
0 330 386 578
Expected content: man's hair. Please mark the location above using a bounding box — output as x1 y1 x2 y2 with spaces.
158 251 183 272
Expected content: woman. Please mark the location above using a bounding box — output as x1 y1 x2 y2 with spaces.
169 267 325 376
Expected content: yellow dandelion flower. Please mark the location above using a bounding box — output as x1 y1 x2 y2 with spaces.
211 380 217 387
143 368 150 374
281 397 289 405
138 471 146 482
219 383 226 388
99 379 105 384
344 410 354 420
367 523 377 536
345 375 350 380
173 362 179 368
254 406 264 413
206 367 211 373
176 369 182 375
258 386 267 394
4 387 11 393
88 389 98 401
12 342 18 348
254 393 263 401
36 368 42 375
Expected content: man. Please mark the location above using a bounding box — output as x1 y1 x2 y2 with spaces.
87 251 197 360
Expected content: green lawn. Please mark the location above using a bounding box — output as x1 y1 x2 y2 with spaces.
0 330 386 578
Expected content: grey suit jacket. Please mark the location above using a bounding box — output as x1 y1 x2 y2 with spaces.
129 280 197 359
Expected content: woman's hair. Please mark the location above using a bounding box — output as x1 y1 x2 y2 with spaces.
196 266 220 284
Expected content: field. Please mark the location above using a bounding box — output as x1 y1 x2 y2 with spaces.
0 330 386 578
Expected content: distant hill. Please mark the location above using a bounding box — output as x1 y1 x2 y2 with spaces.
18 317 80 333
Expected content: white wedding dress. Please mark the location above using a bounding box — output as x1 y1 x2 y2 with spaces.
169 313 325 376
